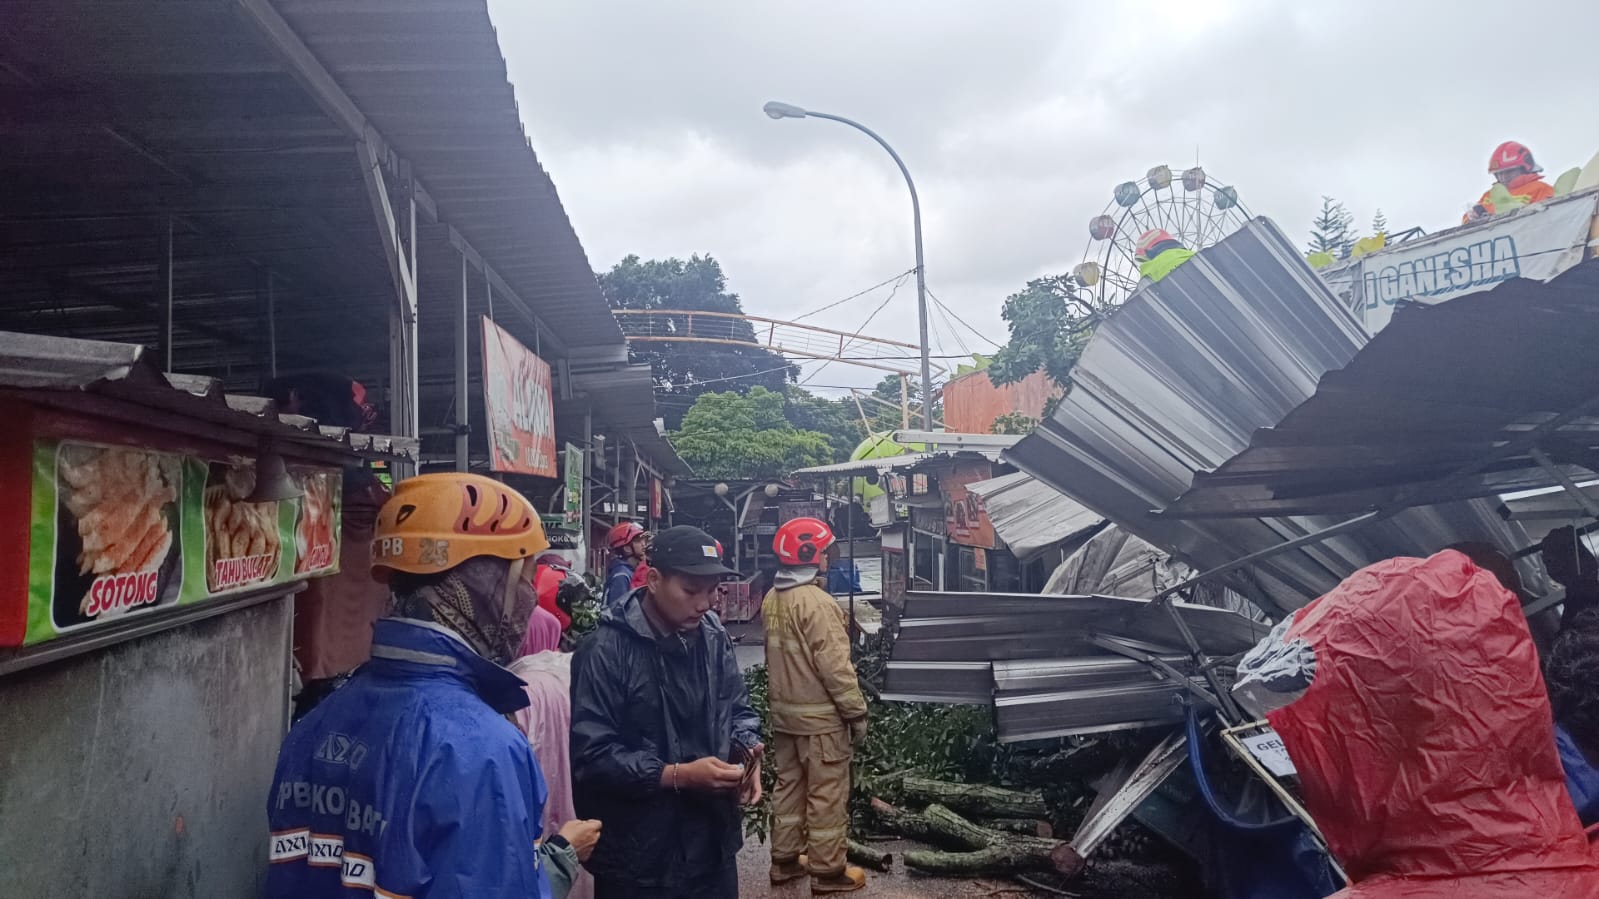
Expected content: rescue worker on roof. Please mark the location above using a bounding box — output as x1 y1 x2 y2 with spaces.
763 517 870 893
267 473 602 899
1465 140 1555 222
1134 228 1196 283
602 521 646 609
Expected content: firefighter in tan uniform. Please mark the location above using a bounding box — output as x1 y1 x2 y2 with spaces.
764 516 869 893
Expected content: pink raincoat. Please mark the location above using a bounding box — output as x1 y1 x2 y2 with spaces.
510 608 590 899
1267 551 1599 897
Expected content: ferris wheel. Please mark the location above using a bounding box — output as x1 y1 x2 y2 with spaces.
1072 165 1252 311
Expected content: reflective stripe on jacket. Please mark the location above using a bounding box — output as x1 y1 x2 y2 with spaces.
762 577 867 735
267 618 551 899
1138 247 1195 283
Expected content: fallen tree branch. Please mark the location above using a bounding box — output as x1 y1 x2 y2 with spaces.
876 800 1077 878
846 839 893 872
900 776 1048 819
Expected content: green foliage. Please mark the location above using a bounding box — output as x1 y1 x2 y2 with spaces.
953 354 993 377
672 387 834 479
599 254 796 429
990 411 1038 435
1308 196 1355 256
783 387 866 463
989 274 1105 390
1371 208 1388 236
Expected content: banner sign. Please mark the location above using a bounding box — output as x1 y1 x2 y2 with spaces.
941 461 997 549
1240 728 1298 778
17 438 340 646
1350 195 1596 334
482 318 557 477
563 443 583 525
778 499 825 524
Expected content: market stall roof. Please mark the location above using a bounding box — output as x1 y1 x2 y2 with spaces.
1 0 621 399
966 472 1103 559
0 330 412 463
1006 217 1534 614
791 449 1002 478
1163 261 1599 520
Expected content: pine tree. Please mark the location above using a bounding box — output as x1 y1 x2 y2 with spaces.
1371 208 1388 236
1308 196 1355 255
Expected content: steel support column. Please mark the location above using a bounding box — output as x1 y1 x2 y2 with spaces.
361 132 419 476
156 217 173 371
455 252 470 472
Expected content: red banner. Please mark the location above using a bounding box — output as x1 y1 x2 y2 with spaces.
482 318 557 477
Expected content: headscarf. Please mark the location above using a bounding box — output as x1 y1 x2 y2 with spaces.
390 555 534 665
519 605 563 658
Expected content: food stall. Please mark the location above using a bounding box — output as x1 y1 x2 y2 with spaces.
0 333 413 897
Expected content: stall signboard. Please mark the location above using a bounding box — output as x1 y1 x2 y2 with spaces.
649 477 663 522
9 434 341 647
563 443 584 525
1350 194 1597 335
941 461 997 549
540 514 581 551
482 317 557 477
778 499 825 524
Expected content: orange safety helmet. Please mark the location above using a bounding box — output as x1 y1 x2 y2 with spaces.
606 521 646 551
773 516 836 567
371 473 548 582
1489 141 1541 175
1134 228 1177 262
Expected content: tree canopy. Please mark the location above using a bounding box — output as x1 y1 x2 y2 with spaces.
987 274 1104 390
1308 196 1356 256
599 254 796 428
672 387 835 479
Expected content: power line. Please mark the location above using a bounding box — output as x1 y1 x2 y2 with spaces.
800 274 909 386
791 268 918 323
934 296 971 357
927 287 1002 350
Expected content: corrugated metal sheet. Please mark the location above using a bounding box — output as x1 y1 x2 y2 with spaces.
1166 262 1599 518
966 472 1103 558
791 449 1001 478
1007 218 1539 614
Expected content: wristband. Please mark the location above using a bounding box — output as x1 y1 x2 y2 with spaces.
547 835 571 852
672 762 680 792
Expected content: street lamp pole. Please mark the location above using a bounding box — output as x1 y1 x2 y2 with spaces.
764 101 933 430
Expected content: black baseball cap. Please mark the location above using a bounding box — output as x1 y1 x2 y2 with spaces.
648 526 738 578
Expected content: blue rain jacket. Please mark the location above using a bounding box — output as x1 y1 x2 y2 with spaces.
603 557 635 609
1557 724 1599 826
267 618 550 899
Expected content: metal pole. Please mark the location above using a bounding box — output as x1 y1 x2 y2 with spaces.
157 217 173 371
847 479 857 640
455 252 470 472
1529 448 1599 519
899 373 910 430
801 110 933 430
264 271 278 379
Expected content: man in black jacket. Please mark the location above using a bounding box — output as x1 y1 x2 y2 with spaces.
571 526 763 898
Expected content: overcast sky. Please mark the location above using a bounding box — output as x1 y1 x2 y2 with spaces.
487 0 1597 395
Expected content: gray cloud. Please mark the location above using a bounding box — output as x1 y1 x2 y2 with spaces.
490 0 1599 393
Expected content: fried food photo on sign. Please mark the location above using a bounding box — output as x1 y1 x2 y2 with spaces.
294 469 336 573
58 445 180 615
205 462 282 592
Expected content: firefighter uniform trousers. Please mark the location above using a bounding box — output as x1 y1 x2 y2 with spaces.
771 727 852 875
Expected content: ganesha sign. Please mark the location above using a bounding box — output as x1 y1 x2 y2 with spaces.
482 318 557 477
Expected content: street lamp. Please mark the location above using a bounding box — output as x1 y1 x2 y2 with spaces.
763 100 933 430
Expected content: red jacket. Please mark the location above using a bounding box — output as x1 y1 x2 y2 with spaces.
1268 551 1599 897
1468 172 1555 220
534 563 572 631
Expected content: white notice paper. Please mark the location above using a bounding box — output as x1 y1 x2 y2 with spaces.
1241 729 1298 778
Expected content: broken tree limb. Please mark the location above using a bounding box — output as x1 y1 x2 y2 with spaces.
847 839 892 872
984 817 1054 839
870 798 969 849
899 776 1048 819
877 800 1077 878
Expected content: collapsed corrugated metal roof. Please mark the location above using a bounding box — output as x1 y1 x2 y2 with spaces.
791 449 1001 478
1165 262 1599 519
883 590 1266 742
966 472 1104 559
1007 218 1538 614
0 330 415 463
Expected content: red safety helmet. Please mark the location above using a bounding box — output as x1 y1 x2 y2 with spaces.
606 521 646 550
1489 141 1540 175
1134 228 1176 262
773 517 835 567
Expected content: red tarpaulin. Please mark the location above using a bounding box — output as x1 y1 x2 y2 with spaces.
1268 551 1599 897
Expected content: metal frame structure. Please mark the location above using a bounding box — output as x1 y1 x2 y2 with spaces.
612 308 946 376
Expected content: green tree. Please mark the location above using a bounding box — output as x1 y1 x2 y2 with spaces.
990 411 1037 435
1371 208 1388 236
600 254 796 428
672 387 833 479
987 274 1104 390
783 387 865 462
1308 196 1355 256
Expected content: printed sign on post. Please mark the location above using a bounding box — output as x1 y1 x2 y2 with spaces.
563 443 583 525
1240 729 1298 778
482 318 557 477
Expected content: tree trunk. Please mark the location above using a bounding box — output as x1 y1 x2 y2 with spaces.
899 776 1048 819
846 839 893 872
903 844 1054 876
984 817 1054 839
875 799 1077 877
